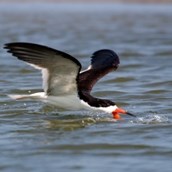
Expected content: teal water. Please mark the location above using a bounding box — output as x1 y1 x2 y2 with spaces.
0 3 172 172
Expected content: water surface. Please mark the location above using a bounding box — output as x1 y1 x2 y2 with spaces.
0 3 172 172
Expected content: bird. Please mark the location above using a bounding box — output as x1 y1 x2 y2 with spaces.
4 42 136 120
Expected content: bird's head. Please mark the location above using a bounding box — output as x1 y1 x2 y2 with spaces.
112 106 136 120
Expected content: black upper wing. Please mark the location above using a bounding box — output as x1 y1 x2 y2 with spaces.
78 49 120 93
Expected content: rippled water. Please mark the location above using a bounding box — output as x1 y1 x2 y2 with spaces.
0 3 172 172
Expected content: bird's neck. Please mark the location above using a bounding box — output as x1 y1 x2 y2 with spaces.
78 90 115 108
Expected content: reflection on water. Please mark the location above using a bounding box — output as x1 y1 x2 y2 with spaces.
0 3 172 172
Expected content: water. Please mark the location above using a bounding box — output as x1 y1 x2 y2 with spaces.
0 3 172 172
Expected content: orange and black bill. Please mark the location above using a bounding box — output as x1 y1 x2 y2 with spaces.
112 107 136 120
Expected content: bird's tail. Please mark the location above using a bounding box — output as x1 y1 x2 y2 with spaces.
8 94 30 100
8 92 45 100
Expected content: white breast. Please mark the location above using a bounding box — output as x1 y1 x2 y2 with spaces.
46 94 84 110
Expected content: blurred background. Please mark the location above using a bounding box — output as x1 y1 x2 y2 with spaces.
1 0 172 2
0 1 172 172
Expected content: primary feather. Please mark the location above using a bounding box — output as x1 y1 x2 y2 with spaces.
5 43 81 96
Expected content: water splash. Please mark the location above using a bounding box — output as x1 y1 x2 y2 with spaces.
130 114 169 124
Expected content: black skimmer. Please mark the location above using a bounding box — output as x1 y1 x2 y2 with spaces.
4 42 136 120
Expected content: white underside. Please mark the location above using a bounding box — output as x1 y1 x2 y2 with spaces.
9 92 117 113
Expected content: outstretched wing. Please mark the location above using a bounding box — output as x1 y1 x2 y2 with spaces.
4 42 81 96
78 49 120 93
